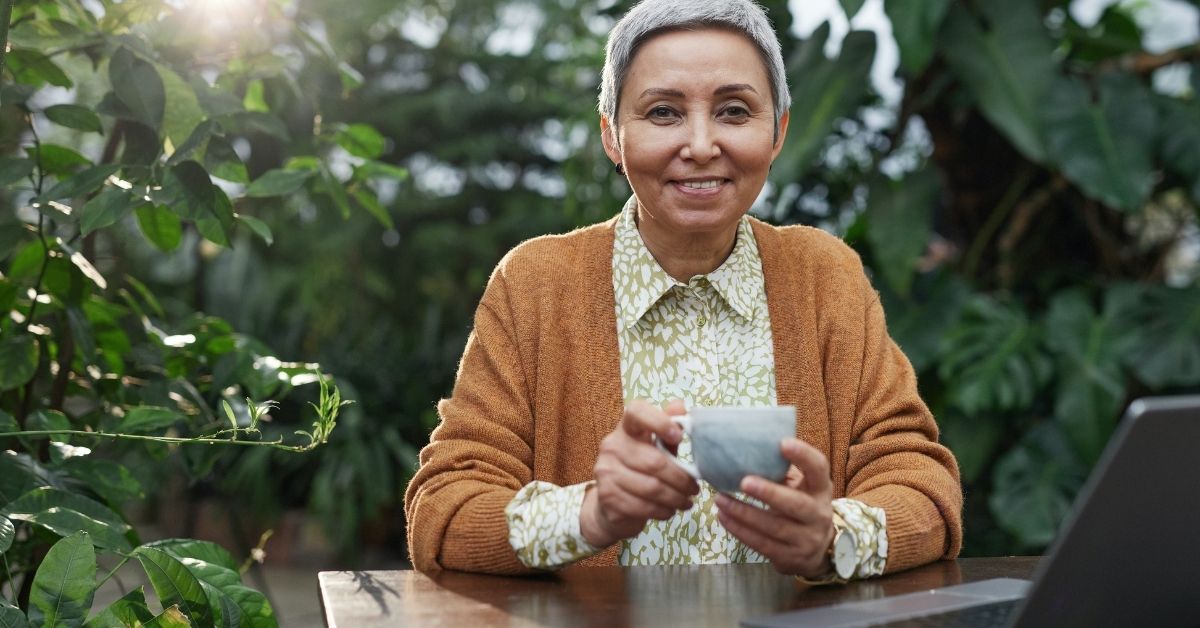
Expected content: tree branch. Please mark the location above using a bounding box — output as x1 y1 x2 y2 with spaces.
1107 43 1200 75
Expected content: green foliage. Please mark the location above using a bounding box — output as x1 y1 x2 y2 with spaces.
0 0 361 623
28 532 95 628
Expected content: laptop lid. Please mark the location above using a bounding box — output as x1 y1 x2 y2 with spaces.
1011 395 1200 627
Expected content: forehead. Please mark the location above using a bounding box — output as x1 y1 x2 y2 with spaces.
623 28 771 98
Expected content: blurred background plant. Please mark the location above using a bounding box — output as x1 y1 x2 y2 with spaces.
3 0 1199 598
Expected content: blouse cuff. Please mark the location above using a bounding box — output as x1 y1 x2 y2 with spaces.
505 480 600 569
833 497 888 578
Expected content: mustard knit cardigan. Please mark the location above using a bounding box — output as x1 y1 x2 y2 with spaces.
404 215 963 575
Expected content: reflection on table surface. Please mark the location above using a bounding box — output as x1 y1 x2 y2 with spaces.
318 557 1038 627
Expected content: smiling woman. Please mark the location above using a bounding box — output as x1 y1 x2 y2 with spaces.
404 0 961 584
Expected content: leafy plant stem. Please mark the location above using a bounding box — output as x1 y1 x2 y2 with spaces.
963 165 1034 280
95 555 130 589
2 553 14 602
0 0 14 95
0 429 325 452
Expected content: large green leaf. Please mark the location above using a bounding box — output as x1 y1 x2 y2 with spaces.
770 24 876 182
878 271 971 372
0 487 132 552
134 547 214 628
334 124 386 159
938 295 1051 415
884 0 950 75
940 2 1056 163
0 598 27 628
0 158 35 186
144 539 238 571
0 516 13 553
36 164 122 205
864 167 939 296
135 204 184 252
80 187 136 236
938 411 1004 485
83 587 155 628
0 451 61 505
223 586 275 628
28 531 97 628
119 406 182 434
1122 285 1200 388
1043 73 1157 211
0 333 38 392
60 458 145 505
201 582 243 627
109 47 165 129
1043 288 1136 464
989 423 1088 549
244 168 315 197
204 135 249 183
27 144 90 178
1158 97 1200 204
159 66 207 149
7 49 72 88
44 105 103 134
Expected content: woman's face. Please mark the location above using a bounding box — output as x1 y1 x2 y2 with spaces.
603 28 788 238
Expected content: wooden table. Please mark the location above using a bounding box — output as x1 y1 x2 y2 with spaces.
318 557 1037 627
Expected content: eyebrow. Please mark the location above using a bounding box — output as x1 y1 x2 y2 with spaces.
637 84 760 100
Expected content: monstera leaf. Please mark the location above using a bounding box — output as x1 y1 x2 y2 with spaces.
770 24 876 183
884 0 951 76
1043 288 1139 464
879 270 971 373
940 1 1057 163
1043 73 1157 211
990 423 1089 549
938 295 1051 415
864 167 940 297
1121 284 1200 388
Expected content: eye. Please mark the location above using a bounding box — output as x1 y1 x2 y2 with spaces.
720 105 750 120
648 105 679 121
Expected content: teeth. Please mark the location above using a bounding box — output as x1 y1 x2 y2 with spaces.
681 180 722 189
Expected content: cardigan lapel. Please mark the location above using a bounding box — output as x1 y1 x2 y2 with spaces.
581 216 626 450
749 219 831 454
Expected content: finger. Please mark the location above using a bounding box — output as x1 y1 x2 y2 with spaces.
781 439 832 495
601 486 676 522
612 440 700 496
663 399 687 416
622 400 682 445
714 492 795 542
740 475 823 525
715 501 795 559
612 466 695 511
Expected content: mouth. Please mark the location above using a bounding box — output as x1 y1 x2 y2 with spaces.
672 177 730 195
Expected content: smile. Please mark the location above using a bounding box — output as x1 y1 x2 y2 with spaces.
679 179 725 189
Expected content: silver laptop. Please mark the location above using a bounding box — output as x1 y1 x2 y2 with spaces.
743 396 1200 627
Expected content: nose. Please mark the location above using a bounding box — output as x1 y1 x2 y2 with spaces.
680 117 720 164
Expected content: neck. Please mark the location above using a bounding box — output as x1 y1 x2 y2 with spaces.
635 206 739 283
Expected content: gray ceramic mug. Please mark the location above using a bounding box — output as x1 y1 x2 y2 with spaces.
655 405 796 493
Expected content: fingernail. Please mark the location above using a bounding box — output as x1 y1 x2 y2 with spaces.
741 477 759 493
669 425 683 441
714 494 729 508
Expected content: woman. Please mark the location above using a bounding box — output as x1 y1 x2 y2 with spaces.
404 0 961 582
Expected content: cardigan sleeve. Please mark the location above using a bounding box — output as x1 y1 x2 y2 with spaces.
844 282 964 574
403 269 539 575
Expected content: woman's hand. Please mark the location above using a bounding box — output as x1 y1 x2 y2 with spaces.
580 399 701 548
713 438 836 578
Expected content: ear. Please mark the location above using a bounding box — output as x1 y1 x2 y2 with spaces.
600 115 622 165
770 109 790 160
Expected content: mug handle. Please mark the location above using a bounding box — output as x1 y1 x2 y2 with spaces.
654 414 700 480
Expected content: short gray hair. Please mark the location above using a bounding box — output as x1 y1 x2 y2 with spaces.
599 0 791 137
